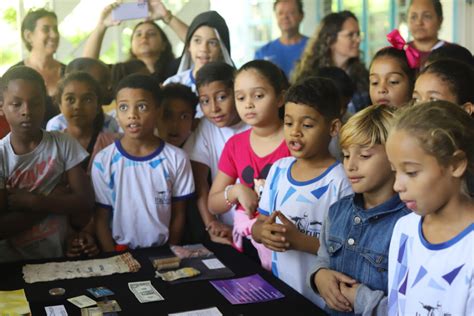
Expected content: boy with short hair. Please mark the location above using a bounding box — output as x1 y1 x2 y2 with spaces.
92 74 194 251
252 77 352 306
157 83 198 148
0 66 93 261
183 62 249 244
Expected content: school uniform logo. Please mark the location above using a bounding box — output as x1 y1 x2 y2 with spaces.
155 191 171 205
290 212 322 238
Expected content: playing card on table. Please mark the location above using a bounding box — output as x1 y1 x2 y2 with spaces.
86 286 114 298
80 307 102 316
97 300 121 312
67 295 96 308
128 280 164 303
45 305 68 316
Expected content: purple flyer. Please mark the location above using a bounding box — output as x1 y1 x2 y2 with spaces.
210 274 285 304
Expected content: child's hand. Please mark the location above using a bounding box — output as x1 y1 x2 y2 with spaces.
275 211 300 250
235 185 259 217
260 211 289 252
209 233 233 246
314 269 356 312
206 220 232 238
6 187 38 211
66 231 100 258
339 282 360 307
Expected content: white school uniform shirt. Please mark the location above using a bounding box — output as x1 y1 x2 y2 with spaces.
388 212 473 316
183 118 249 226
91 140 195 249
184 118 249 179
258 157 352 306
163 69 203 118
46 113 120 133
0 131 88 261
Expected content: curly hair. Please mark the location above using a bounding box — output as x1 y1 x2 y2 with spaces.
292 11 368 92
285 76 341 121
129 21 174 83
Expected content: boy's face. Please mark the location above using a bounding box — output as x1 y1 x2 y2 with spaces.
284 102 339 161
157 98 194 147
1 79 45 135
116 88 159 141
188 26 222 72
342 144 394 196
198 81 239 128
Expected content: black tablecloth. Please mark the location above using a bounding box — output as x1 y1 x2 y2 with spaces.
0 243 327 315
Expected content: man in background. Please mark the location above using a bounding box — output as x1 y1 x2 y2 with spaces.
254 0 308 78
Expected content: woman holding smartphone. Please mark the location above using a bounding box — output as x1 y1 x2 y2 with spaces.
83 0 188 83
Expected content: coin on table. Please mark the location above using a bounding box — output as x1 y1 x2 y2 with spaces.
49 287 66 296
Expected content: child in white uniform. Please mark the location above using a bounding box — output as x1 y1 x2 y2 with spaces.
386 101 473 316
92 74 194 251
164 11 234 118
252 77 352 306
184 62 249 244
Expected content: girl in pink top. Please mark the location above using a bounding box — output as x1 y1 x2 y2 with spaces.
208 60 290 269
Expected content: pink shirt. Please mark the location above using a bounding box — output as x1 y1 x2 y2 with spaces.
218 128 290 203
218 128 290 270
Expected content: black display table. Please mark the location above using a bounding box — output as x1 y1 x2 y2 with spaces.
0 242 327 315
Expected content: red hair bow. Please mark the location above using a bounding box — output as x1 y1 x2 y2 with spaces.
387 29 420 69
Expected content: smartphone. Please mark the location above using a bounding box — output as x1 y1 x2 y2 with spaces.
112 2 149 21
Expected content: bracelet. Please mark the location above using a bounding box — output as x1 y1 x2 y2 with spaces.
163 10 173 24
224 185 236 206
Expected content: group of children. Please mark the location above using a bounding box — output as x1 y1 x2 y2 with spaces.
0 8 473 315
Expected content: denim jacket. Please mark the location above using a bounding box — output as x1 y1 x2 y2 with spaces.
308 193 410 315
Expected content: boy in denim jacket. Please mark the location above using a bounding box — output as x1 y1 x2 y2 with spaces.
309 105 410 315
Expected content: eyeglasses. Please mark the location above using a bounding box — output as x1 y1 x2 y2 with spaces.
338 31 362 40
